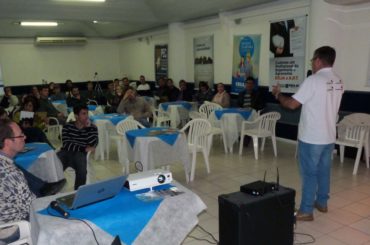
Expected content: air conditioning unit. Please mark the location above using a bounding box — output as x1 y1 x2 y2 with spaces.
35 37 87 46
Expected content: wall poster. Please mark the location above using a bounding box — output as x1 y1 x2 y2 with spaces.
231 35 261 94
155 45 168 81
194 35 214 88
269 16 307 93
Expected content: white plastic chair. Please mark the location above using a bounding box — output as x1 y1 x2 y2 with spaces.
199 102 227 153
0 220 32 245
46 117 62 143
336 113 370 175
199 102 222 119
239 112 281 159
180 119 212 181
114 118 146 174
152 107 171 127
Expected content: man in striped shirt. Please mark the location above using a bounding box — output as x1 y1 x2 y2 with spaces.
57 104 98 190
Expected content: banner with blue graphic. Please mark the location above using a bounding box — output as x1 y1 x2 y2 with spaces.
231 35 261 94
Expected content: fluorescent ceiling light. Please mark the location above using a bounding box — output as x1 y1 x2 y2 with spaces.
20 22 58 27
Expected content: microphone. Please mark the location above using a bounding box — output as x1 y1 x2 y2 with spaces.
50 201 70 218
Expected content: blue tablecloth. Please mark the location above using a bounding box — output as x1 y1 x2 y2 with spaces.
214 108 252 120
160 101 192 111
90 114 128 125
126 128 179 148
14 143 53 170
87 105 97 111
39 184 172 245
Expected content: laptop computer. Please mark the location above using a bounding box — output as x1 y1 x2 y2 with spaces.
56 175 126 210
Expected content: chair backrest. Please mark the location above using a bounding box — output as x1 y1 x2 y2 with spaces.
199 102 222 119
181 119 211 148
340 113 370 125
338 113 370 142
116 118 145 135
0 220 32 245
339 124 368 143
258 112 281 133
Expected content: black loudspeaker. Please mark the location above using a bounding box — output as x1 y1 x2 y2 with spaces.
218 185 295 245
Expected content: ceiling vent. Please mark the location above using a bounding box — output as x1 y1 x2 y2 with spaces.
35 37 87 46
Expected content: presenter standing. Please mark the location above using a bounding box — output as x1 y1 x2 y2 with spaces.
272 46 344 221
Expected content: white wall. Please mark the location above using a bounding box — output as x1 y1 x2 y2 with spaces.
117 0 370 91
118 33 168 81
0 39 121 86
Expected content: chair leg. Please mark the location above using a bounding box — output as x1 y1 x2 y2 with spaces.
105 131 110 160
252 136 259 160
353 147 363 175
116 139 122 164
222 131 228 154
339 145 345 163
272 135 277 157
261 138 266 152
364 142 370 169
239 134 245 155
190 150 197 181
202 148 210 174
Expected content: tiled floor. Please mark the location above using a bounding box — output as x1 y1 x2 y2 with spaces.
58 139 370 245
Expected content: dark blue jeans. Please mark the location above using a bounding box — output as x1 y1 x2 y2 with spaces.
57 150 87 190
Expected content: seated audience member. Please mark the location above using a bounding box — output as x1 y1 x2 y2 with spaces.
117 88 152 127
113 78 120 90
212 83 230 108
155 77 169 103
83 81 98 102
0 107 8 119
38 86 66 124
106 85 125 113
0 87 19 110
178 79 193 101
167 78 180 102
121 77 131 94
0 118 65 203
13 96 47 130
66 86 87 108
0 119 36 224
48 82 55 96
193 81 213 105
237 77 265 111
105 81 116 105
136 75 151 96
50 83 66 101
65 79 73 98
58 104 98 190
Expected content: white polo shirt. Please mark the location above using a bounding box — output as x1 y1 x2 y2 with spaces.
292 67 344 144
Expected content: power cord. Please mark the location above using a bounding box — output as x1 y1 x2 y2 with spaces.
134 161 143 172
187 225 219 244
47 207 100 245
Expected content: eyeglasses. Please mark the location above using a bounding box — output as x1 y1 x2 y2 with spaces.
8 134 26 139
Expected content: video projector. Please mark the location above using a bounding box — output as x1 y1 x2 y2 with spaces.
124 169 173 191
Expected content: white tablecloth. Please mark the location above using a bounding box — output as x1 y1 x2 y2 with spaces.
209 111 254 153
126 133 190 179
160 105 190 128
27 150 65 182
29 181 206 245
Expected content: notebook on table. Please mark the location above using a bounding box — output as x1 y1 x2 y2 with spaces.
56 175 127 210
